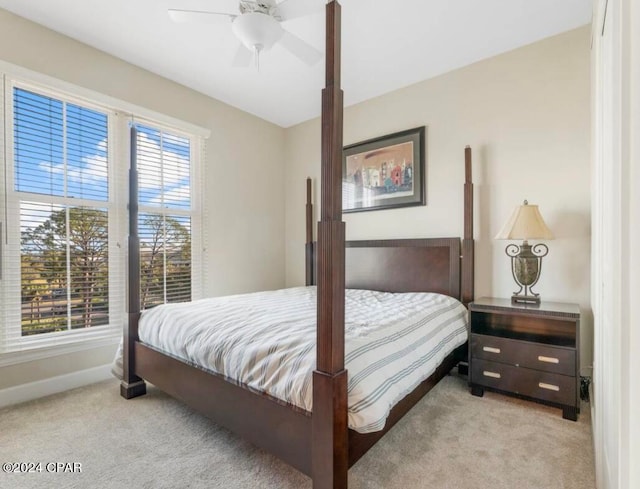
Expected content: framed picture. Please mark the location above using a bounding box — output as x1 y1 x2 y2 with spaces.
343 126 426 213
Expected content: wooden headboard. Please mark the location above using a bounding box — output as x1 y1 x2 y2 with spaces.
307 238 461 298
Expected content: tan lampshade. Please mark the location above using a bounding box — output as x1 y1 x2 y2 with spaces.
495 200 554 240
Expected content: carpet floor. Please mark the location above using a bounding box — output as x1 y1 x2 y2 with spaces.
0 374 595 489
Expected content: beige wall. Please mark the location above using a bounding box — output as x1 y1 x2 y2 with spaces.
284 27 592 370
0 10 592 390
0 9 286 390
0 347 115 390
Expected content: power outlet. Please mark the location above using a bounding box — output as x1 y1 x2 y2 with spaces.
580 376 591 402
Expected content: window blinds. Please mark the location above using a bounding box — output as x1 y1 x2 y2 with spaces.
135 124 193 309
0 85 122 352
14 88 111 336
0 74 203 356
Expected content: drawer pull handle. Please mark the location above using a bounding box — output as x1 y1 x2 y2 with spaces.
483 346 501 354
483 371 501 379
538 355 559 364
539 382 560 392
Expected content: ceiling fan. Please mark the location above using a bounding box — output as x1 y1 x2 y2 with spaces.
168 0 324 68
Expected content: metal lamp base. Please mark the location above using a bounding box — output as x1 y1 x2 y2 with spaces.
505 241 549 307
511 294 541 305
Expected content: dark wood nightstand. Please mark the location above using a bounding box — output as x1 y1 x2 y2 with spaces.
468 297 580 421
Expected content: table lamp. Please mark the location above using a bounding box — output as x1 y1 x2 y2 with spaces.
495 200 554 305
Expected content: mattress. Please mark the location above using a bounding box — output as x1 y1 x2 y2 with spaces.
117 286 468 433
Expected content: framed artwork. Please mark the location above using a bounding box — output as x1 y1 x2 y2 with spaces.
343 126 426 213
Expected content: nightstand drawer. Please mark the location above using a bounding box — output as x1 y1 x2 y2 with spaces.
471 359 576 406
471 334 575 376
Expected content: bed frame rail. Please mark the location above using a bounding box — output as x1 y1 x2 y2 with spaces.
130 340 462 478
135 342 313 475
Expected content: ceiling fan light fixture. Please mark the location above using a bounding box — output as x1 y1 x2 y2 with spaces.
169 1 322 68
232 12 283 52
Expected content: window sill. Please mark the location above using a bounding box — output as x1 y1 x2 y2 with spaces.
0 329 120 368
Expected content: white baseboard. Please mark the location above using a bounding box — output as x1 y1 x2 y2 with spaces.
0 364 114 409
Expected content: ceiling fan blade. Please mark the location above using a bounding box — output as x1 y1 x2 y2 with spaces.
232 43 253 67
168 8 235 23
276 0 324 22
279 30 322 66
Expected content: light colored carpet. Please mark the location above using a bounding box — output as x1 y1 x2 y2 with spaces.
0 374 595 489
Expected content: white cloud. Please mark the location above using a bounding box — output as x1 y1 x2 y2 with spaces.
137 133 190 190
39 155 107 187
148 184 191 207
97 138 107 152
37 134 190 194
38 138 108 187
20 202 63 232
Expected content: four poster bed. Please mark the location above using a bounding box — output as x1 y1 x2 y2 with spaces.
120 2 474 488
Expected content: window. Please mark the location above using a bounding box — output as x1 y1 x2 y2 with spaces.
0 72 205 357
135 124 193 309
15 88 111 335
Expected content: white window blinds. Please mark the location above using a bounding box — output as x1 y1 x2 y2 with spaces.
2 87 117 347
0 69 205 358
135 123 195 310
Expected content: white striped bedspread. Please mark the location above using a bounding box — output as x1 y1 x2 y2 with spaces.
135 286 468 434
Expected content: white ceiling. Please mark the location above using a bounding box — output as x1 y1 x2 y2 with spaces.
0 0 592 127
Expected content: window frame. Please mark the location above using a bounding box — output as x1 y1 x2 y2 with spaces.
134 120 203 309
0 62 208 366
3 79 124 353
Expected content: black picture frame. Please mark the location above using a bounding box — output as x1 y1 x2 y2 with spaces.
343 126 426 213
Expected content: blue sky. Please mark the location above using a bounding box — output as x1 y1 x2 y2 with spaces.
14 87 192 222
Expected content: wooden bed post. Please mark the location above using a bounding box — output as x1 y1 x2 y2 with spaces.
461 146 474 307
305 177 314 286
121 125 146 399
312 1 348 489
